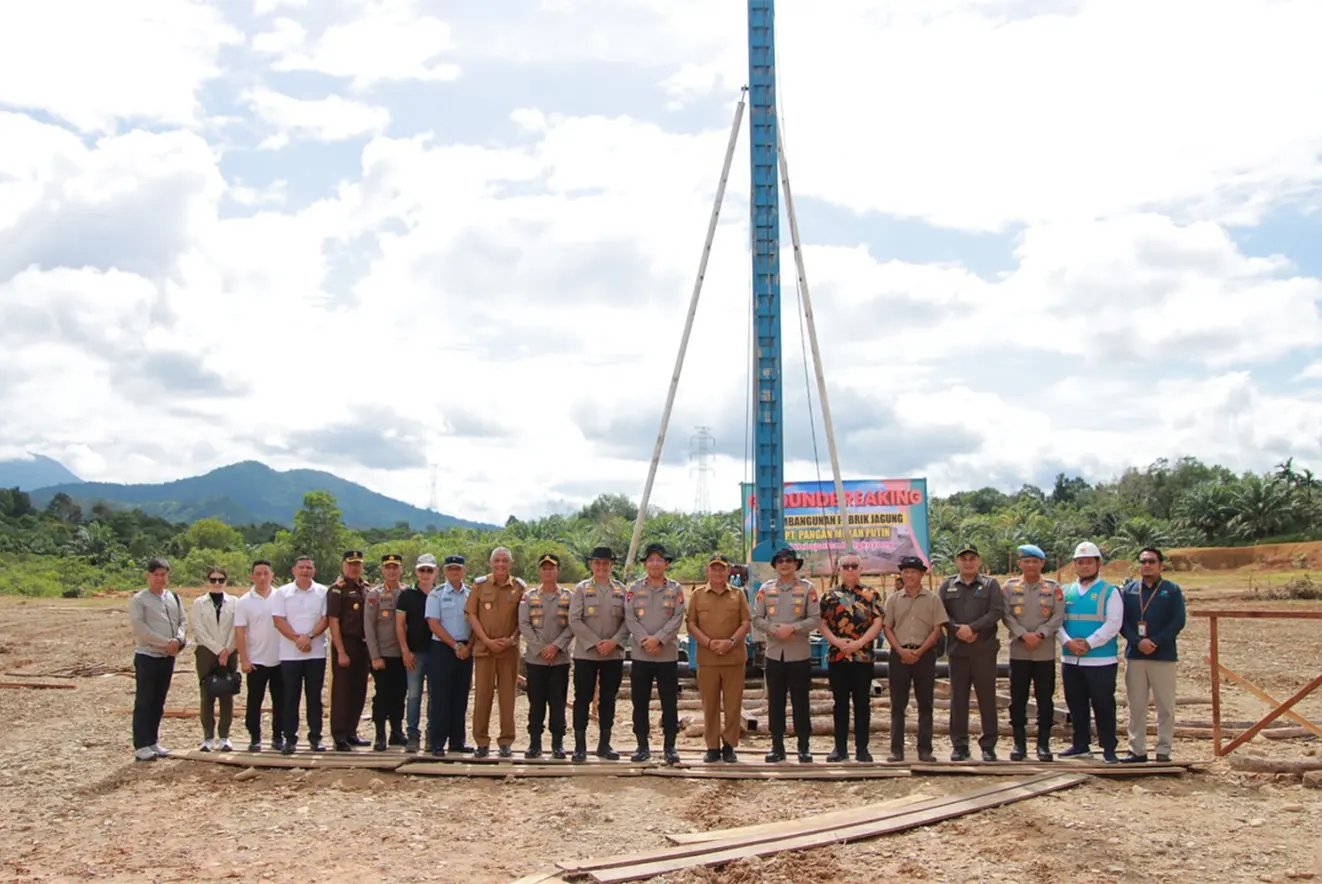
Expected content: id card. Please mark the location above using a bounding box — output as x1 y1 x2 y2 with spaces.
1137 621 1147 637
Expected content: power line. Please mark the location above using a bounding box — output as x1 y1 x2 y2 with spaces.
690 426 716 514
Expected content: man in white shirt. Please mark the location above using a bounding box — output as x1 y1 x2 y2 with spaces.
1057 541 1123 763
271 555 329 754
235 559 285 752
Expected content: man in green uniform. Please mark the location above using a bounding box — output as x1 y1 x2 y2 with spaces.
327 550 371 750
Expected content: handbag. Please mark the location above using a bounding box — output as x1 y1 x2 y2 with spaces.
204 669 242 697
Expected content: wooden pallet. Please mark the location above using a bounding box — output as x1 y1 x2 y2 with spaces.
181 750 407 771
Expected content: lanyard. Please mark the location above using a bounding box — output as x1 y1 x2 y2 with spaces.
1138 582 1161 620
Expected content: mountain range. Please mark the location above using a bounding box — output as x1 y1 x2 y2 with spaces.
4 456 492 530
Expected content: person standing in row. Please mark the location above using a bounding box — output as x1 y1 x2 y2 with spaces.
129 557 188 761
686 553 751 763
364 553 407 751
567 546 628 762
939 544 1004 761
1058 541 1123 763
753 546 820 764
396 553 438 754
327 550 372 751
519 553 574 759
626 543 686 764
272 555 328 754
1120 547 1186 763
425 555 473 757
818 551 884 763
1001 544 1065 761
882 555 946 763
192 568 239 752
466 547 524 758
235 559 284 752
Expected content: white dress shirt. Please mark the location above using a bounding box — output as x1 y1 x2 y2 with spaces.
271 581 328 661
235 587 282 667
1059 578 1123 667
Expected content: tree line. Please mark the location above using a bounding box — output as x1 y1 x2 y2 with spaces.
1 456 1318 596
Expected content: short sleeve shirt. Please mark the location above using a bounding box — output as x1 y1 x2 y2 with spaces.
820 585 884 662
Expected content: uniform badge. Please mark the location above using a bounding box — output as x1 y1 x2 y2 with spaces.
768 606 777 616
484 602 492 610
352 603 360 610
793 606 802 616
1013 605 1023 615
1055 587 1064 601
382 610 390 618
587 607 597 615
1041 606 1051 617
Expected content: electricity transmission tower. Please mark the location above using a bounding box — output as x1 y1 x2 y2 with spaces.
690 426 715 514
426 465 438 512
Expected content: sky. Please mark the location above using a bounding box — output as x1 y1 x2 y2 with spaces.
1 0 1321 526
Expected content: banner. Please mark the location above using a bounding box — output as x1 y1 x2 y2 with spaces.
741 479 930 576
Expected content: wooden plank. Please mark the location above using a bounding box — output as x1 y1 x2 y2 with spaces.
1212 661 1322 737
1191 610 1322 619
181 750 405 771
643 767 911 781
1210 614 1222 754
400 763 645 778
407 752 632 765
557 772 1074 875
507 873 571 884
1221 673 1322 755
665 793 934 844
909 763 1184 777
0 681 76 690
580 773 1088 883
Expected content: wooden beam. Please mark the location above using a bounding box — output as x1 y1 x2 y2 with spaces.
1220 673 1322 756
1190 610 1322 619
1228 755 1322 774
400 763 645 778
1210 614 1222 754
0 681 76 690
1209 660 1322 737
643 767 910 781
181 750 406 771
664 793 934 845
908 763 1185 777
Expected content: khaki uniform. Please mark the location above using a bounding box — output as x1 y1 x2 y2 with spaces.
625 578 686 744
1002 577 1065 745
326 576 370 744
519 586 573 743
752 577 820 754
464 574 525 748
364 584 405 741
568 578 629 740
686 584 750 748
882 587 948 756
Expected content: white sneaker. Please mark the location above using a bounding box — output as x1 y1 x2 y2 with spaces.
199 739 214 752
134 747 156 762
153 743 170 757
218 738 233 752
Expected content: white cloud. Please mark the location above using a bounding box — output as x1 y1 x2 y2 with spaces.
253 0 307 14
243 88 391 147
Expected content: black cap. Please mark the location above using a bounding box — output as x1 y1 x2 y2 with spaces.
707 552 731 565
588 546 617 562
381 553 403 565
443 554 465 567
538 553 560 567
342 550 365 563
145 556 171 572
771 546 804 568
955 543 980 557
641 543 673 563
898 555 928 572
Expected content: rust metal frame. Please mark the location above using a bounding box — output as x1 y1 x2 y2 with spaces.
1193 610 1322 756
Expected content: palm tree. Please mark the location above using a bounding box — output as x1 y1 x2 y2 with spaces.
1227 475 1295 541
1173 481 1235 543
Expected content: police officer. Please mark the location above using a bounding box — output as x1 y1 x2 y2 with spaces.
686 553 751 763
1001 544 1065 761
567 546 629 762
752 546 821 763
939 543 1005 761
464 546 525 758
625 543 686 764
327 550 371 750
364 552 407 751
519 553 573 759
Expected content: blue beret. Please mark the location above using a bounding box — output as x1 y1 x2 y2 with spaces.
1016 544 1046 560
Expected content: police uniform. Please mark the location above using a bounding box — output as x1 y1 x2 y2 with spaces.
519 554 573 758
751 547 821 762
567 546 629 761
464 569 525 755
938 546 1005 760
364 553 407 750
882 556 947 761
326 550 371 749
1001 548 1065 760
625 543 686 763
685 553 750 760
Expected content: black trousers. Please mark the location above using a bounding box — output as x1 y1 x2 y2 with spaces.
526 662 570 739
828 659 873 751
132 653 175 749
766 657 812 752
244 663 285 744
572 658 624 734
948 650 999 752
280 658 326 744
427 642 473 751
1009 658 1056 739
370 656 407 734
630 659 679 743
330 638 369 742
888 649 936 754
1062 662 1118 753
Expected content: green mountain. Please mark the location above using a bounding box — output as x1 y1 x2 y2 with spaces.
0 454 82 491
27 460 493 531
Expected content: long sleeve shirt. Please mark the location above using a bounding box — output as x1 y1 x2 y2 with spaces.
625 578 686 662
130 588 188 658
567 579 629 661
190 593 237 655
752 578 820 663
1119 578 1187 662
938 573 1005 657
1059 579 1124 666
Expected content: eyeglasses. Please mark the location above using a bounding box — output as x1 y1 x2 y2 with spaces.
840 563 860 570
416 567 436 572
208 577 226 584
1138 558 1159 564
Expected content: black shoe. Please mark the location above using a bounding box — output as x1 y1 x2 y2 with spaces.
950 749 970 762
596 741 620 761
1155 753 1172 763
573 731 587 762
981 749 998 763
524 737 543 759
429 746 445 757
826 746 848 763
664 747 681 765
1102 752 1121 764
350 735 372 747
271 739 284 753
405 735 420 753
704 749 722 763
373 736 387 752
308 740 326 752
797 752 813 764
1058 745 1092 758
855 749 873 763
281 742 297 756
631 747 651 762
1010 744 1027 762
389 731 407 747
248 741 262 753
764 749 786 763
1119 753 1148 764
1036 744 1054 762
474 746 490 758
918 750 936 762
452 744 475 755
551 740 566 760
334 740 354 751
722 744 738 763
887 751 904 763
498 745 513 759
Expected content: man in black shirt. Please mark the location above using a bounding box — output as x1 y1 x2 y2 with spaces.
396 553 439 753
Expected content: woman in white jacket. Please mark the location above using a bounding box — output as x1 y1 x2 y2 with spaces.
193 568 239 751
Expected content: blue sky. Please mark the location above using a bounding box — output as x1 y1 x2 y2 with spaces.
1 0 1320 525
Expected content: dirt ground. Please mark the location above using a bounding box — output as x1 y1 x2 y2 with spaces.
2 582 1321 884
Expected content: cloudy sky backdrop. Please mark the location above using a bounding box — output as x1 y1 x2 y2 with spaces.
2 0 1321 524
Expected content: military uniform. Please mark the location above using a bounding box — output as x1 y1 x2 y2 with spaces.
939 571 1005 758
519 577 573 757
751 551 821 761
624 571 686 760
364 574 406 750
326 556 371 748
567 562 629 761
464 572 525 753
686 573 750 755
1002 574 1065 758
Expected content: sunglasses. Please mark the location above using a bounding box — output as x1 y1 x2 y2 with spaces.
208 577 226 584
1138 558 1159 564
840 563 860 570
416 566 437 572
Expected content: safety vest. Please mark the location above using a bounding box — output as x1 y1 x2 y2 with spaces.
1063 579 1118 660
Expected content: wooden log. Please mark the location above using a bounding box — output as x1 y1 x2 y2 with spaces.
1228 755 1322 774
0 681 76 690
1263 728 1319 741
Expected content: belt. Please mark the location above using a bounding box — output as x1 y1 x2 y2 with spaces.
901 644 922 650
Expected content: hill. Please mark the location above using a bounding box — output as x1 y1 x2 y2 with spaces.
0 454 81 491
27 460 493 530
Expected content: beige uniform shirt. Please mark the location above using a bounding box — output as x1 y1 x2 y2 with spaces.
363 584 403 659
1002 577 1065 662
884 587 948 648
568 579 629 661
518 586 573 666
751 577 820 662
625 578 686 663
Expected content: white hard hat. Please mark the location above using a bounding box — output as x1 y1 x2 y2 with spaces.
1072 541 1103 560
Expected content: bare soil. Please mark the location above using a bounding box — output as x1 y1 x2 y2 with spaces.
2 583 1321 884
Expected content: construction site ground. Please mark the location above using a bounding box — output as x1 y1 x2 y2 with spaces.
2 579 1321 884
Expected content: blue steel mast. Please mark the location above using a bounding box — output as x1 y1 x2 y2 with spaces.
748 0 784 563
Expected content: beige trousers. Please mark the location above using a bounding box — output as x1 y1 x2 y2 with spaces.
1125 658 1177 756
